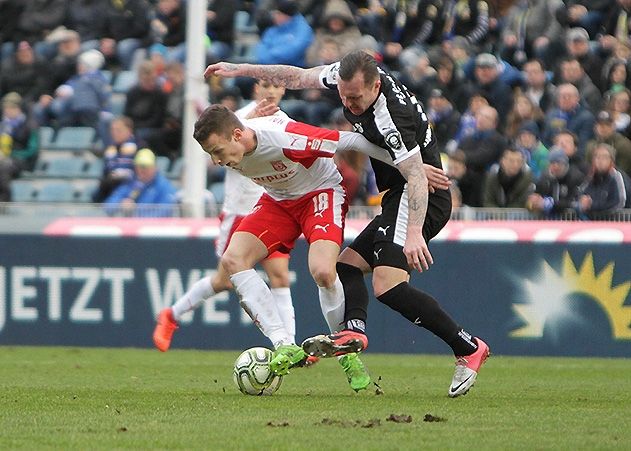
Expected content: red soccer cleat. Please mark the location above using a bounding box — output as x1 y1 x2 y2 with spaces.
153 308 178 352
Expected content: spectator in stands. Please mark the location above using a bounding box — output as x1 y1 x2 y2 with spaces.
557 57 602 113
124 60 168 148
99 0 151 70
601 59 630 96
255 0 314 67
150 0 186 63
527 148 585 218
35 49 110 131
205 0 237 63
14 0 67 60
93 115 138 202
606 88 631 138
562 27 604 92
442 0 491 51
553 130 589 175
447 90 490 153
482 146 535 208
0 41 48 105
0 0 22 64
500 0 564 69
457 105 508 205
514 120 549 180
577 143 629 218
555 0 613 38
599 0 631 56
585 110 631 178
147 61 185 159
306 0 361 68
397 47 436 102
104 147 177 217
427 89 461 152
469 53 514 130
0 92 38 201
64 0 106 51
424 54 472 114
505 91 545 140
43 29 82 96
542 83 595 155
521 58 557 113
447 149 484 207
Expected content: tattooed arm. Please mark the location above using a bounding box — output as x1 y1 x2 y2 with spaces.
396 152 433 272
204 62 324 89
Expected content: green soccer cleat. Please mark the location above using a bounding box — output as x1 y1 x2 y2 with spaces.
339 353 371 392
269 344 308 376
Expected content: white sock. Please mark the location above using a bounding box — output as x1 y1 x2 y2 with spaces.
271 287 295 343
171 276 215 320
318 275 345 333
231 269 293 347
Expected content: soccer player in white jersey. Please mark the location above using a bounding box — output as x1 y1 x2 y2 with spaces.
189 104 410 390
152 80 309 363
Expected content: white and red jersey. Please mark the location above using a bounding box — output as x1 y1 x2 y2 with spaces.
221 103 290 215
232 115 343 201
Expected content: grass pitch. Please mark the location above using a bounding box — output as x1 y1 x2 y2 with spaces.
1 347 630 450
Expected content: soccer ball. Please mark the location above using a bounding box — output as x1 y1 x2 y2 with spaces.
232 347 282 396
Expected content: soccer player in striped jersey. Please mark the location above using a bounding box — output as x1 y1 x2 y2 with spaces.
205 50 490 397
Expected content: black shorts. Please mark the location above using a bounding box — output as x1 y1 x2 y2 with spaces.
349 185 451 272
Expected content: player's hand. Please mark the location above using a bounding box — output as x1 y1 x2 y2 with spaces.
424 164 451 192
204 62 243 79
403 229 433 272
246 99 280 119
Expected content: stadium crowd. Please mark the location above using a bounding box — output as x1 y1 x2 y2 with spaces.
2 0 631 219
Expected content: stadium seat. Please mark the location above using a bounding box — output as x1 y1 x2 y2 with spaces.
101 69 113 84
156 156 171 174
10 180 38 202
49 126 96 152
112 70 137 94
36 180 75 202
168 157 184 179
230 39 258 64
84 159 104 178
110 93 127 116
38 126 55 150
234 10 258 34
34 157 87 178
209 182 225 204
73 179 100 202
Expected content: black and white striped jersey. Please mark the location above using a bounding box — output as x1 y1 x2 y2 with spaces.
319 62 441 192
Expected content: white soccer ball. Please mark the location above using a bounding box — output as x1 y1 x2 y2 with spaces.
233 347 282 396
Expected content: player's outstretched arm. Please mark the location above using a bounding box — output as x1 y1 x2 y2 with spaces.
204 62 324 89
397 153 432 273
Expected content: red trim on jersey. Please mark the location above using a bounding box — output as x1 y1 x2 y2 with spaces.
283 122 340 168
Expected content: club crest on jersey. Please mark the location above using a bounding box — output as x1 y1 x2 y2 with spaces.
385 130 403 150
271 160 287 171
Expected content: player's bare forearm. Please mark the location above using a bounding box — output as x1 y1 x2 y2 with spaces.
204 62 323 89
398 154 429 229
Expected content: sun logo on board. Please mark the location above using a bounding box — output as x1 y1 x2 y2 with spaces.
510 251 631 340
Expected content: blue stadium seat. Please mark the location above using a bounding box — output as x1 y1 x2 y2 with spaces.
209 182 225 204
110 93 127 116
10 180 38 202
36 180 75 202
73 179 100 202
112 70 137 94
234 10 257 34
168 157 183 179
49 127 96 152
39 126 55 150
34 157 88 178
156 156 171 174
84 159 104 178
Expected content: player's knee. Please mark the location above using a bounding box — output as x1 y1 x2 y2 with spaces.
372 274 406 298
220 252 247 275
310 265 337 289
267 271 290 288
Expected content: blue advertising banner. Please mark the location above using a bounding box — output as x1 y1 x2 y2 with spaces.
1 235 629 357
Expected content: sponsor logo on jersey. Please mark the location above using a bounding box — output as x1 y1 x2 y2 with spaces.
353 122 363 133
308 138 322 151
385 130 403 151
271 160 287 172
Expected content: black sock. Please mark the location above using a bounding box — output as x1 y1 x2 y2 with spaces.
337 262 368 332
376 282 477 356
